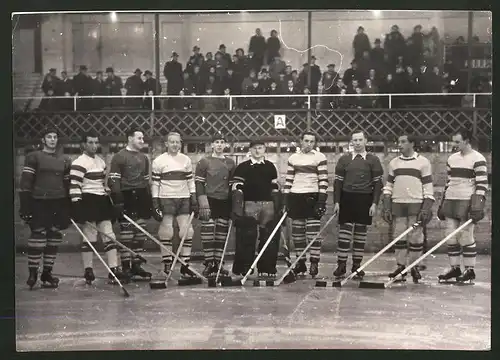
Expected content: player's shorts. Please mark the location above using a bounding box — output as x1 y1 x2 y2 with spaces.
122 187 152 220
287 193 318 220
81 193 115 223
392 202 421 218
207 197 231 220
441 199 470 221
339 191 373 225
160 198 190 216
31 198 70 230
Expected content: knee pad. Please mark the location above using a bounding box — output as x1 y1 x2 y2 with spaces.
179 225 194 240
158 223 174 240
458 224 475 247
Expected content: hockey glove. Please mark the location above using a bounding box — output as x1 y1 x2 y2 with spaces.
198 195 211 221
469 194 486 224
71 200 85 224
151 198 163 222
417 198 434 225
381 195 392 224
19 191 33 223
190 193 199 217
231 189 245 221
313 193 327 219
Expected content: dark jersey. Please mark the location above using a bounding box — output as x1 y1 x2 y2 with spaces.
108 148 150 193
231 159 278 201
19 150 71 199
195 155 236 200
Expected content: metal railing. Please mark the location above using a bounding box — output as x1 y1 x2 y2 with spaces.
12 92 492 112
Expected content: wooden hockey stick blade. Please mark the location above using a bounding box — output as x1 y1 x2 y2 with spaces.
315 279 342 287
178 277 203 286
358 281 386 289
221 278 244 287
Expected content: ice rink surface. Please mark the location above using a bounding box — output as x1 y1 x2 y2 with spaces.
15 253 490 351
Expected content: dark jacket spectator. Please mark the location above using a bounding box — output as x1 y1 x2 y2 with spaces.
218 44 232 65
125 69 145 108
191 66 204 95
343 61 360 87
214 52 229 80
186 46 204 75
370 39 386 74
266 30 281 64
309 56 322 94
241 70 258 94
267 81 282 109
182 71 195 94
104 67 123 108
143 70 162 110
164 52 183 96
356 51 372 84
73 65 94 110
202 52 217 75
353 27 371 60
221 67 242 95
244 80 264 109
379 74 396 107
269 56 286 83
92 72 107 110
56 72 74 96
249 28 266 72
283 79 301 109
384 25 407 67
406 25 425 68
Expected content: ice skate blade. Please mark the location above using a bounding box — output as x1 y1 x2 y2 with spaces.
253 279 276 287
40 283 59 289
358 281 386 289
177 277 203 286
438 280 474 286
315 280 341 288
149 281 167 290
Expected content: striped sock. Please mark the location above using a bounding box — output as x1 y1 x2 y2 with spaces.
214 218 230 263
27 229 46 270
462 242 477 268
291 219 307 261
119 221 134 264
131 219 147 264
448 244 462 267
337 223 353 264
43 229 63 271
103 239 119 268
408 242 424 263
181 238 193 263
352 224 367 265
200 219 216 263
394 239 408 267
81 242 93 269
306 219 322 263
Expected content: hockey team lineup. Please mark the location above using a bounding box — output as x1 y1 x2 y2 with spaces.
18 126 488 296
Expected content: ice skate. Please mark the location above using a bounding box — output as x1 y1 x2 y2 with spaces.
108 267 127 285
351 263 365 280
180 264 200 279
456 268 475 284
333 262 347 279
40 269 59 289
202 261 216 278
84 267 95 285
438 266 462 283
130 262 152 281
293 259 307 276
309 261 319 278
388 264 406 282
26 268 38 290
410 267 422 283
215 260 229 276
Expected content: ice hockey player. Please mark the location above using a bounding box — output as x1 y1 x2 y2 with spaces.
437 129 488 283
381 134 434 283
195 133 236 278
151 132 200 281
231 140 281 277
332 130 384 279
282 132 328 278
70 131 126 285
108 127 152 281
19 128 71 289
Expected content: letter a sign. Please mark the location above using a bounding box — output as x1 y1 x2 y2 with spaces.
274 114 286 129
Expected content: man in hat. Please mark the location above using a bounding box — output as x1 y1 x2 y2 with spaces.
186 46 204 75
384 25 406 68
310 56 322 94
19 128 72 290
266 30 281 65
163 52 183 109
73 65 93 110
195 134 236 277
370 39 386 75
407 25 425 69
353 26 371 61
218 44 232 66
151 132 200 281
104 67 123 108
230 140 281 277
248 28 266 73
143 70 162 110
125 68 145 108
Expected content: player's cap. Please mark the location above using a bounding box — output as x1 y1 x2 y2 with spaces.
41 126 59 137
249 140 265 148
144 70 152 76
211 133 226 142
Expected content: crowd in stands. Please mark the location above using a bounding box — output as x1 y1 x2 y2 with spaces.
36 24 491 112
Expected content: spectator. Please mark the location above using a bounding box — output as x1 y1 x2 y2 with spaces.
221 66 241 96
424 26 441 67
321 70 336 94
258 69 272 93
451 36 468 69
73 65 94 110
357 50 372 84
186 46 204 75
354 87 371 108
269 55 286 83
267 81 282 109
283 65 293 85
343 60 360 88
214 51 229 80
309 56 322 94
235 48 251 76
218 44 232 65
206 74 220 95
241 69 257 94
56 71 74 111
406 25 425 69
367 69 380 88
266 30 281 64
244 78 263 109
291 70 299 86
202 52 216 75
404 66 419 106
249 28 266 73
232 53 246 78
384 25 407 68
143 70 162 110
363 78 379 108
104 67 123 108
92 71 106 110
124 69 145 108
370 39 385 75
191 65 204 95
164 52 183 109
282 79 299 108
353 26 371 61
380 73 396 107
39 72 57 111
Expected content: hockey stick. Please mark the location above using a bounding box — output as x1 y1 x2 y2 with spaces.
165 212 195 282
71 219 130 297
84 221 149 265
275 213 337 286
121 213 207 283
222 211 288 287
382 219 474 289
281 220 293 267
208 220 234 287
316 221 422 288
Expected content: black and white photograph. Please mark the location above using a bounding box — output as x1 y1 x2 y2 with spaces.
11 8 492 351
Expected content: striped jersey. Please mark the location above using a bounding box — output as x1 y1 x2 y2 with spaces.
444 150 488 200
383 152 434 203
151 152 195 198
283 150 328 194
69 153 107 201
195 155 236 200
19 150 71 199
108 148 150 193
